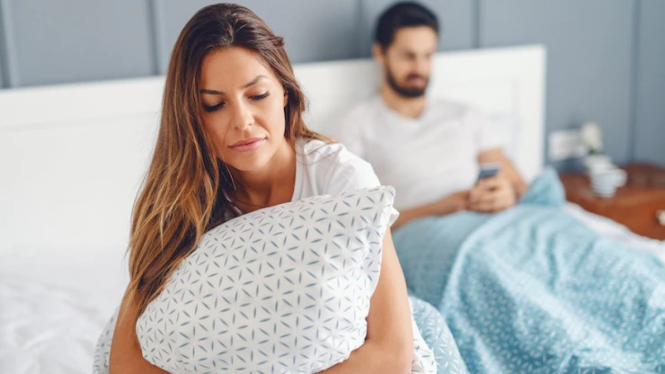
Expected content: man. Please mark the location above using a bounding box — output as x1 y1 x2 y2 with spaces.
335 1 527 230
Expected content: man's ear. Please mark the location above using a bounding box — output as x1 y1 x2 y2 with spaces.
372 43 385 64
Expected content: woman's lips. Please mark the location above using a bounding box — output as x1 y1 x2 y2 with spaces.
229 137 265 152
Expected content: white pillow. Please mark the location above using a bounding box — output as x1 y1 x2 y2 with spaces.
93 186 435 373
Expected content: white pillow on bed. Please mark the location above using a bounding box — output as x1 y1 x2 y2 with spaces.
93 186 436 374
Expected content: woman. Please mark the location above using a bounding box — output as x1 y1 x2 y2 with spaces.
109 4 415 373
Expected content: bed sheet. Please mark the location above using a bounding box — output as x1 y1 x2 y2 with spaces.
564 202 665 263
0 253 127 374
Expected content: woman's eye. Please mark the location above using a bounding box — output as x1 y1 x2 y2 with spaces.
203 93 267 112
203 102 225 113
250 92 269 101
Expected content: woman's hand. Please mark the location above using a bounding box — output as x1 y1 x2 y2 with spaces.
469 175 517 213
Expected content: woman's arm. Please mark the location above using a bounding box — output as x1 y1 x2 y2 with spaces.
317 229 414 374
109 290 170 374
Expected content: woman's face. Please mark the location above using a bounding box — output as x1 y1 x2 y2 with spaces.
199 46 288 172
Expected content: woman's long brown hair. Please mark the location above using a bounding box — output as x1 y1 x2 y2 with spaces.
125 3 327 321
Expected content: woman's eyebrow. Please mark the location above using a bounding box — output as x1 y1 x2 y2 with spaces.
200 75 269 95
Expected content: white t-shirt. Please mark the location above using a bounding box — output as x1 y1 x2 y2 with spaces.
334 96 506 211
226 139 398 223
292 139 381 200
292 139 399 225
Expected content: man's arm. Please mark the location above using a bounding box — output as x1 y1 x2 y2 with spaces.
387 148 528 228
317 230 414 374
391 191 469 230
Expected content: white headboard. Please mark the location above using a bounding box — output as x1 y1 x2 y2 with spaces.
0 45 545 256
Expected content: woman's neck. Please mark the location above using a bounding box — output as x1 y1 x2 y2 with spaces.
230 140 296 212
380 84 426 119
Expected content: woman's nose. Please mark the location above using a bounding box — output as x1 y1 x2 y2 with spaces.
231 101 253 131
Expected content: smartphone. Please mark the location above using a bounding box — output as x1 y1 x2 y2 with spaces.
477 163 501 182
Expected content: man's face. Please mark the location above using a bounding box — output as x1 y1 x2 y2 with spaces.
376 26 438 98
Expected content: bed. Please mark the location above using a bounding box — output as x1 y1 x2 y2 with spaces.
1 44 663 373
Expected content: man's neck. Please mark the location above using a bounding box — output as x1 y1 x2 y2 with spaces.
379 84 426 119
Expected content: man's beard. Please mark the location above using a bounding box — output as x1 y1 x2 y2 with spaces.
386 66 429 99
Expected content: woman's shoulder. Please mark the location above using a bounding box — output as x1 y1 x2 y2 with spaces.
299 138 343 158
298 139 366 169
298 138 379 196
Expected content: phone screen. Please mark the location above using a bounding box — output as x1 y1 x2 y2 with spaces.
477 163 501 181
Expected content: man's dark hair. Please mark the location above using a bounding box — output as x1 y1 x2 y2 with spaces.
374 2 439 50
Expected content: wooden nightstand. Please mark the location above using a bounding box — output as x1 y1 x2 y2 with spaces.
559 162 665 240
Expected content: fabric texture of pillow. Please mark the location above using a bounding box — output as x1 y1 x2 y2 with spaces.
93 186 436 373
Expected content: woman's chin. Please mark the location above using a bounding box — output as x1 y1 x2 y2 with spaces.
226 155 271 173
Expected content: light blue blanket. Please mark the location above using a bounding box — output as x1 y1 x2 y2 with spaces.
410 296 469 374
394 169 665 373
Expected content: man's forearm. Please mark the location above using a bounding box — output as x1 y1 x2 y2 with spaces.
392 192 467 230
392 204 435 230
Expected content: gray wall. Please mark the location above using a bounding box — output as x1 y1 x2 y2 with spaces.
0 0 663 166
634 0 665 165
0 0 155 86
480 0 634 165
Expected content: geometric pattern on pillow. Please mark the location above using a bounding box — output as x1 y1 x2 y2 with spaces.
135 186 408 373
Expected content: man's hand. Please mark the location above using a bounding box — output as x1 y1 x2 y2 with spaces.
469 175 517 213
431 190 469 215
